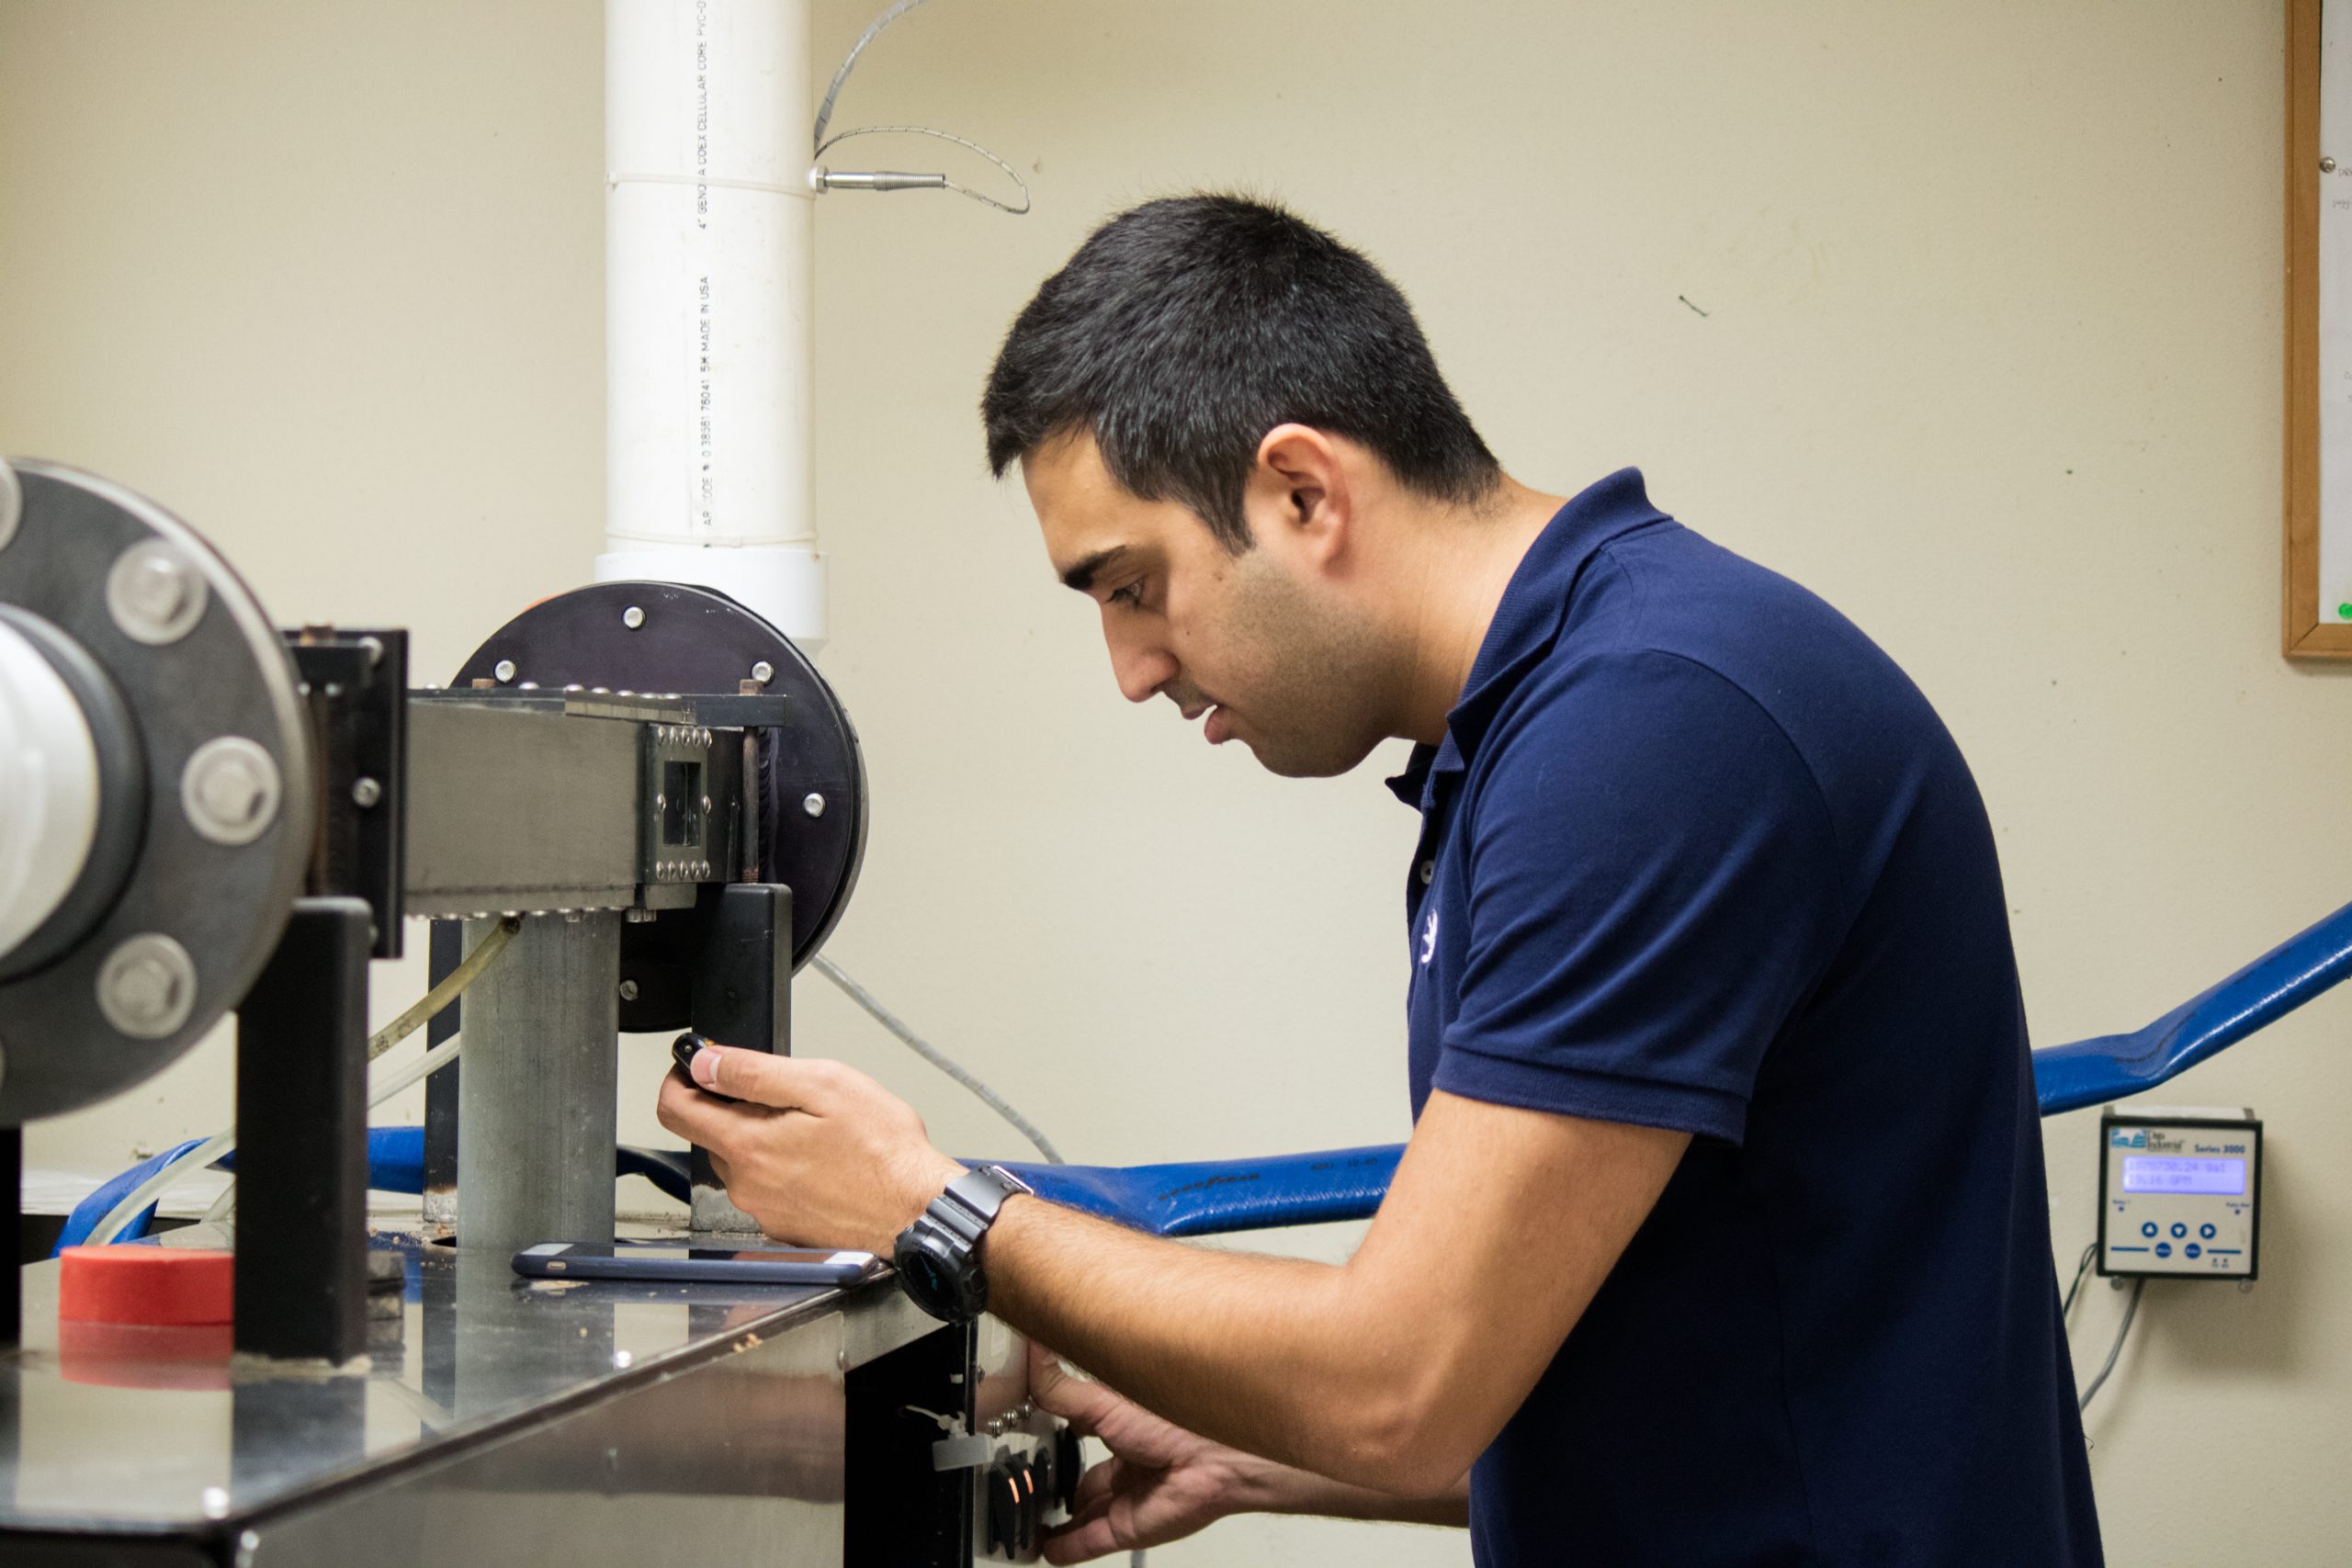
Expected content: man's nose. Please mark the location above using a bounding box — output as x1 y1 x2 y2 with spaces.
1104 618 1176 705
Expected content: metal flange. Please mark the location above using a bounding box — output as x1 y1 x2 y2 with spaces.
0 459 313 1122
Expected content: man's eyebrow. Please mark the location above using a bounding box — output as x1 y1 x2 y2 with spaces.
1059 546 1127 592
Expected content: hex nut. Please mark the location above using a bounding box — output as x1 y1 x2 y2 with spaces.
106 540 209 645
96 934 199 1039
181 737 282 846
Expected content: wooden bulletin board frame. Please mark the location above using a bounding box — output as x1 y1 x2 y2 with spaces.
2287 0 2352 655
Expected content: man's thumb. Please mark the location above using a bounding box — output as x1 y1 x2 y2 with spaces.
1028 1340 1118 1435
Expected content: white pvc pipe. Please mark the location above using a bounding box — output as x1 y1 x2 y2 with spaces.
0 618 100 964
601 0 825 652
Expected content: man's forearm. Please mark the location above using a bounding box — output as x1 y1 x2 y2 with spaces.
986 1197 1437 1491
1232 1452 1470 1528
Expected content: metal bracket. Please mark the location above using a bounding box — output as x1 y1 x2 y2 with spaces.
687 884 792 1233
234 897 372 1362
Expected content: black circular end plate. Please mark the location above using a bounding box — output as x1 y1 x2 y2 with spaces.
450 581 867 999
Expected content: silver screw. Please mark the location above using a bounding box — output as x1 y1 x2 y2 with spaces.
181 738 282 845
493 659 517 683
750 660 775 684
623 605 646 629
356 634 384 668
613 1348 634 1370
200 1486 231 1520
106 540 209 645
2326 155 2339 173
97 934 198 1038
802 792 826 818
351 776 382 809
618 979 639 1001
0 458 19 553
701 795 713 814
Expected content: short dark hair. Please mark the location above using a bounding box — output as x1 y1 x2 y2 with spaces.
981 194 1502 551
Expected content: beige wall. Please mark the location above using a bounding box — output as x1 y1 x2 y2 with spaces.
5 2 2347 1562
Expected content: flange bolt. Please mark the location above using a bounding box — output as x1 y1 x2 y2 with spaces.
96 934 198 1039
107 541 209 645
181 738 282 846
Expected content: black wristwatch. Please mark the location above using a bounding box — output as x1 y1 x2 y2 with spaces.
893 1165 1035 1323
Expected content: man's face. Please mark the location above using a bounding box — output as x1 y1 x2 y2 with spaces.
1023 433 1396 779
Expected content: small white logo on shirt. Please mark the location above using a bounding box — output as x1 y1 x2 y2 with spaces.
1420 911 1439 966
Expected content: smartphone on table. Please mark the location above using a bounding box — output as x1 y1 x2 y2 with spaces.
512 1242 884 1286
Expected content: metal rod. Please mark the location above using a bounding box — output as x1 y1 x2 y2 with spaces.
456 912 622 1258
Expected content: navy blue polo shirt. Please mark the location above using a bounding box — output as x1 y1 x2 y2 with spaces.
1393 470 2100 1566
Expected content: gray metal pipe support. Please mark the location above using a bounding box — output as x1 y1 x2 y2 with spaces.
456 912 621 1257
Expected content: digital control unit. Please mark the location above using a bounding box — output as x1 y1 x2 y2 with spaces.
2098 1103 2261 1280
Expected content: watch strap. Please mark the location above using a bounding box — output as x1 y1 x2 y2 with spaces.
937 1165 1033 1233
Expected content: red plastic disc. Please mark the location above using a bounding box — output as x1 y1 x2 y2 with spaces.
59 1246 233 1325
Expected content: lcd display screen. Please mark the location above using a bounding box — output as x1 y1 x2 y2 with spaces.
2120 1156 2245 1196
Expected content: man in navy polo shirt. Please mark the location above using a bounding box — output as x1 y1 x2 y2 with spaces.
656 195 2104 1564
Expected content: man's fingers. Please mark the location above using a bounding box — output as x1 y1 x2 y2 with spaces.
695 1044 836 1111
656 1072 743 1154
1067 1455 1125 1519
1040 1501 1122 1566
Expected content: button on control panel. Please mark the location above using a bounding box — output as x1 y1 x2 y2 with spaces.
2098 1104 2261 1281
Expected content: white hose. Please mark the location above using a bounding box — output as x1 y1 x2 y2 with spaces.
92 923 514 1244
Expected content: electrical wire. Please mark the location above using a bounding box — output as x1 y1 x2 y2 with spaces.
812 953 1065 1165
2061 1240 2098 1318
809 0 1030 215
94 918 520 1244
812 0 937 152
2077 1278 2144 1414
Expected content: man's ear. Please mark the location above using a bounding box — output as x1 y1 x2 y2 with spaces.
1251 423 1351 564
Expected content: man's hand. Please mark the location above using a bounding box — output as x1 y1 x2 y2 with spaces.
654 1043 966 1255
1028 1341 1265 1562
1027 1341 1471 1557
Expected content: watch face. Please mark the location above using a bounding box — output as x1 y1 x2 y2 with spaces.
907 1252 949 1300
895 1223 983 1323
